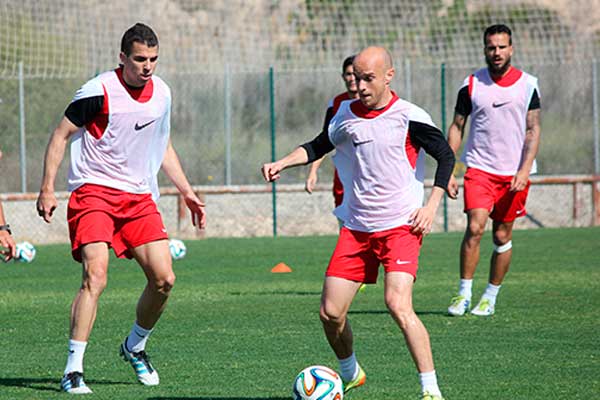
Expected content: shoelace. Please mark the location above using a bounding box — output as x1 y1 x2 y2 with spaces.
132 350 155 373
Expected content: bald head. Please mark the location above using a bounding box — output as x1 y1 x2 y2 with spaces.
355 46 393 71
352 46 395 109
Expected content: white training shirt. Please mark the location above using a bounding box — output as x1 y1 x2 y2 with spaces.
67 70 171 200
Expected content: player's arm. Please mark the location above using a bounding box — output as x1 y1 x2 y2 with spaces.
407 120 455 234
161 139 206 229
305 157 324 194
36 116 81 223
0 202 16 261
262 127 334 182
305 105 335 193
446 85 471 198
511 90 541 192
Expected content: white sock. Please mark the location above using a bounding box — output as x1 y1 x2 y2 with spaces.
419 370 442 396
338 352 358 382
482 283 501 305
125 322 153 353
458 279 473 300
64 339 87 375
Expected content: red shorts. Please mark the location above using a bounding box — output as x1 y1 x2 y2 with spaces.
326 225 422 283
67 184 168 262
463 167 530 222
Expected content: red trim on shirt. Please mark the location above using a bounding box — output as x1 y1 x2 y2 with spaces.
405 131 420 169
468 74 474 97
350 91 400 119
332 92 352 115
490 66 523 87
85 85 109 140
115 67 154 103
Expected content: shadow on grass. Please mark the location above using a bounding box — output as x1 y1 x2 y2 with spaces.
230 290 321 296
148 397 290 400
348 310 446 316
0 377 134 392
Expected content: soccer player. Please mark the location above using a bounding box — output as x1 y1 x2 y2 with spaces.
0 203 16 261
36 23 206 394
446 24 541 317
262 46 454 400
304 55 358 214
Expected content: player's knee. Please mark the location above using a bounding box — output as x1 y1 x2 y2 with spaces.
386 302 415 330
319 303 345 327
82 271 108 296
152 273 176 295
466 221 485 239
493 230 512 246
493 240 512 254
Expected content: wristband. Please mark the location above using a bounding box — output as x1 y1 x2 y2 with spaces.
0 224 11 235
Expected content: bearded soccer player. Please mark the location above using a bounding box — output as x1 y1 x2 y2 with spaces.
305 55 359 216
446 24 541 317
263 46 454 400
36 23 206 394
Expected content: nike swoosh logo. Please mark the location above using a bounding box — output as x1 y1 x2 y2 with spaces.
396 260 411 265
352 139 373 147
69 350 75 354
492 101 511 108
134 119 157 131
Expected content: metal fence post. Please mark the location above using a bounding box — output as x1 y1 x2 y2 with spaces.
18 61 27 193
441 62 448 232
224 63 232 185
269 67 277 237
404 58 412 101
593 59 599 175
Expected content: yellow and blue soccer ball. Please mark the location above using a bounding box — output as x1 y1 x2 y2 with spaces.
15 241 36 263
293 365 343 400
168 239 187 260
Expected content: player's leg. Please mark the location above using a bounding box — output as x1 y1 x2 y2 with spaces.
62 242 110 394
321 276 365 393
448 208 488 315
385 271 443 399
117 238 172 386
321 227 373 392
471 220 514 316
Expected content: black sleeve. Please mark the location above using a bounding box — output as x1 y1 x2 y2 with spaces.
64 95 104 127
528 89 540 110
408 121 455 189
454 85 472 117
300 106 335 163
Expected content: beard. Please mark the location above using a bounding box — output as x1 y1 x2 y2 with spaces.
486 56 511 76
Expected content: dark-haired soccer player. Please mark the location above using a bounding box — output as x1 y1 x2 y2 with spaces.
263 46 453 400
36 23 206 393
446 24 541 317
305 55 358 218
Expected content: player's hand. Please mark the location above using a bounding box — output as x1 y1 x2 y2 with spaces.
408 205 435 235
183 193 206 229
510 170 529 192
261 162 284 182
36 190 57 223
305 173 318 194
447 175 459 199
0 230 16 262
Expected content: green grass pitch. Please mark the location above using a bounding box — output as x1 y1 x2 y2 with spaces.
0 227 598 399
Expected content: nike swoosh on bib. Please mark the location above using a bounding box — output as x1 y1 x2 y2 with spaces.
134 119 157 131
492 101 511 108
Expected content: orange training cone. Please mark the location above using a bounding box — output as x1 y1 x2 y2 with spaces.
271 262 292 273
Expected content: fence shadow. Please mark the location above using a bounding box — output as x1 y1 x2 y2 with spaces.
0 376 134 393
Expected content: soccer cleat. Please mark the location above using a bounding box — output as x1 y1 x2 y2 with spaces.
422 391 445 400
61 371 93 394
447 295 470 316
470 298 495 316
343 364 366 393
119 341 160 385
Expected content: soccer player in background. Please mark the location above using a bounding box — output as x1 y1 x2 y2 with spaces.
262 46 454 400
304 54 358 215
0 148 16 261
446 24 541 317
36 23 206 394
